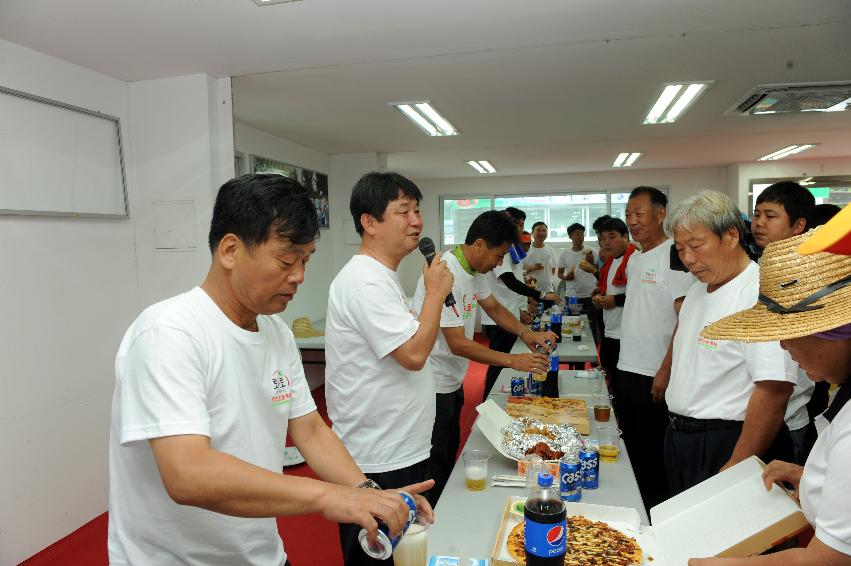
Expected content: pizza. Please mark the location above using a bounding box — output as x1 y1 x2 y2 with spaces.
506 515 643 565
506 397 590 433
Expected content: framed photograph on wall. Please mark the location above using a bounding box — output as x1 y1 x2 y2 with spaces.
250 154 329 228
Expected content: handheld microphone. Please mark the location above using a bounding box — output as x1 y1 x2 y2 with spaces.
418 237 459 317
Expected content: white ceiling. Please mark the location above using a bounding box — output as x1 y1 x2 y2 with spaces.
2 0 851 179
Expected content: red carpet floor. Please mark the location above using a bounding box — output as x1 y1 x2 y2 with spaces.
19 348 491 566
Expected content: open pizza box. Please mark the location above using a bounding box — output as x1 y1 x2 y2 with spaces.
491 456 809 566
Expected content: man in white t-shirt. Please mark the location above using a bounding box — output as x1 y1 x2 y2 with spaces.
108 175 430 566
617 187 695 509
592 218 635 409
412 211 556 505
665 190 795 495
557 222 600 343
325 172 454 566
481 208 560 399
752 181 817 464
525 221 559 294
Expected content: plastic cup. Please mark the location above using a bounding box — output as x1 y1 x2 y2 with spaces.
393 515 429 566
593 393 613 422
597 427 622 462
463 450 489 491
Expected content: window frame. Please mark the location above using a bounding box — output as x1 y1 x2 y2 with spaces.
439 187 668 247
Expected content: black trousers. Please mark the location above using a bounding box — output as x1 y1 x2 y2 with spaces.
483 324 518 401
618 371 670 510
425 386 465 507
664 417 793 497
338 460 428 566
599 336 621 413
577 297 602 346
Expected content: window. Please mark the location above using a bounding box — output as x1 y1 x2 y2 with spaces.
441 196 492 246
440 189 661 246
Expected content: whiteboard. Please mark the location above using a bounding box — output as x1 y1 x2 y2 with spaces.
0 86 128 217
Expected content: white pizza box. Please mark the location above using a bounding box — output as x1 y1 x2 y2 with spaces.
644 455 809 565
476 399 518 460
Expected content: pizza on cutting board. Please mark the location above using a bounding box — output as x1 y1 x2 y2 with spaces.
506 515 643 565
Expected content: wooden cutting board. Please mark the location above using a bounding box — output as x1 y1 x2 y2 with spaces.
505 396 590 435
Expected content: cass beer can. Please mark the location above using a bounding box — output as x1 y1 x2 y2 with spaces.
579 445 600 489
559 454 582 502
511 376 526 396
357 491 417 559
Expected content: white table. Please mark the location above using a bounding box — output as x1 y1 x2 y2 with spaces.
427 370 647 562
510 315 598 364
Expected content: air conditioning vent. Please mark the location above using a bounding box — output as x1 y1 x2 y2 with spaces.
726 82 851 116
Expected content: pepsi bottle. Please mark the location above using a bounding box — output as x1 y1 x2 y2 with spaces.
524 472 567 566
549 304 562 343
542 351 560 398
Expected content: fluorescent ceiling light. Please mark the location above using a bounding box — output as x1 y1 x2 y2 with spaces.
613 152 642 167
644 82 713 124
250 0 302 5
758 144 818 161
799 177 815 185
390 101 459 136
467 160 497 174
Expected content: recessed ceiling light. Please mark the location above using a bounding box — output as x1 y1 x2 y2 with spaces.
467 160 497 174
644 82 713 124
757 144 819 161
613 152 642 167
389 101 459 136
250 0 302 5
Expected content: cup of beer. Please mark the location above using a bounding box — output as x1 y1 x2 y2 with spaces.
393 514 430 566
463 449 490 491
593 393 612 422
597 427 622 463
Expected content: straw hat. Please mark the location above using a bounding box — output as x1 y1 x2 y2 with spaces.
701 229 851 342
797 204 851 255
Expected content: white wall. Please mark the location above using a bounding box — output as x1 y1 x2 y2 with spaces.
398 166 730 293
233 121 336 324
0 38 234 565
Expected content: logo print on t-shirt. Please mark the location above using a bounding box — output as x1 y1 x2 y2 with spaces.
271 370 292 405
641 268 658 285
697 335 718 350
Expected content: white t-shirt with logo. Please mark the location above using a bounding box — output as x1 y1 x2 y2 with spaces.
666 262 795 420
525 245 559 293
799 399 851 555
481 252 525 325
557 247 598 298
602 255 627 339
108 287 316 566
325 255 436 473
618 240 695 376
784 354 815 431
412 251 491 394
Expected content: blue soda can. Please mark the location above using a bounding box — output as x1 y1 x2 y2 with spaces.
531 319 541 331
579 445 600 489
559 454 582 502
358 491 417 559
511 376 526 396
527 372 540 395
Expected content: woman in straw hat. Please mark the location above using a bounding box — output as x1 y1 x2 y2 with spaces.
689 221 851 565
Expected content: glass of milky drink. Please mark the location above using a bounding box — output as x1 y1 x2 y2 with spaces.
393 514 430 566
463 449 490 491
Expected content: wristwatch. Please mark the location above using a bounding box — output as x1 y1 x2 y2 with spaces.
356 478 381 490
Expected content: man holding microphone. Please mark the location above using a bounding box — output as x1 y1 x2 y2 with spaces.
325 172 454 565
